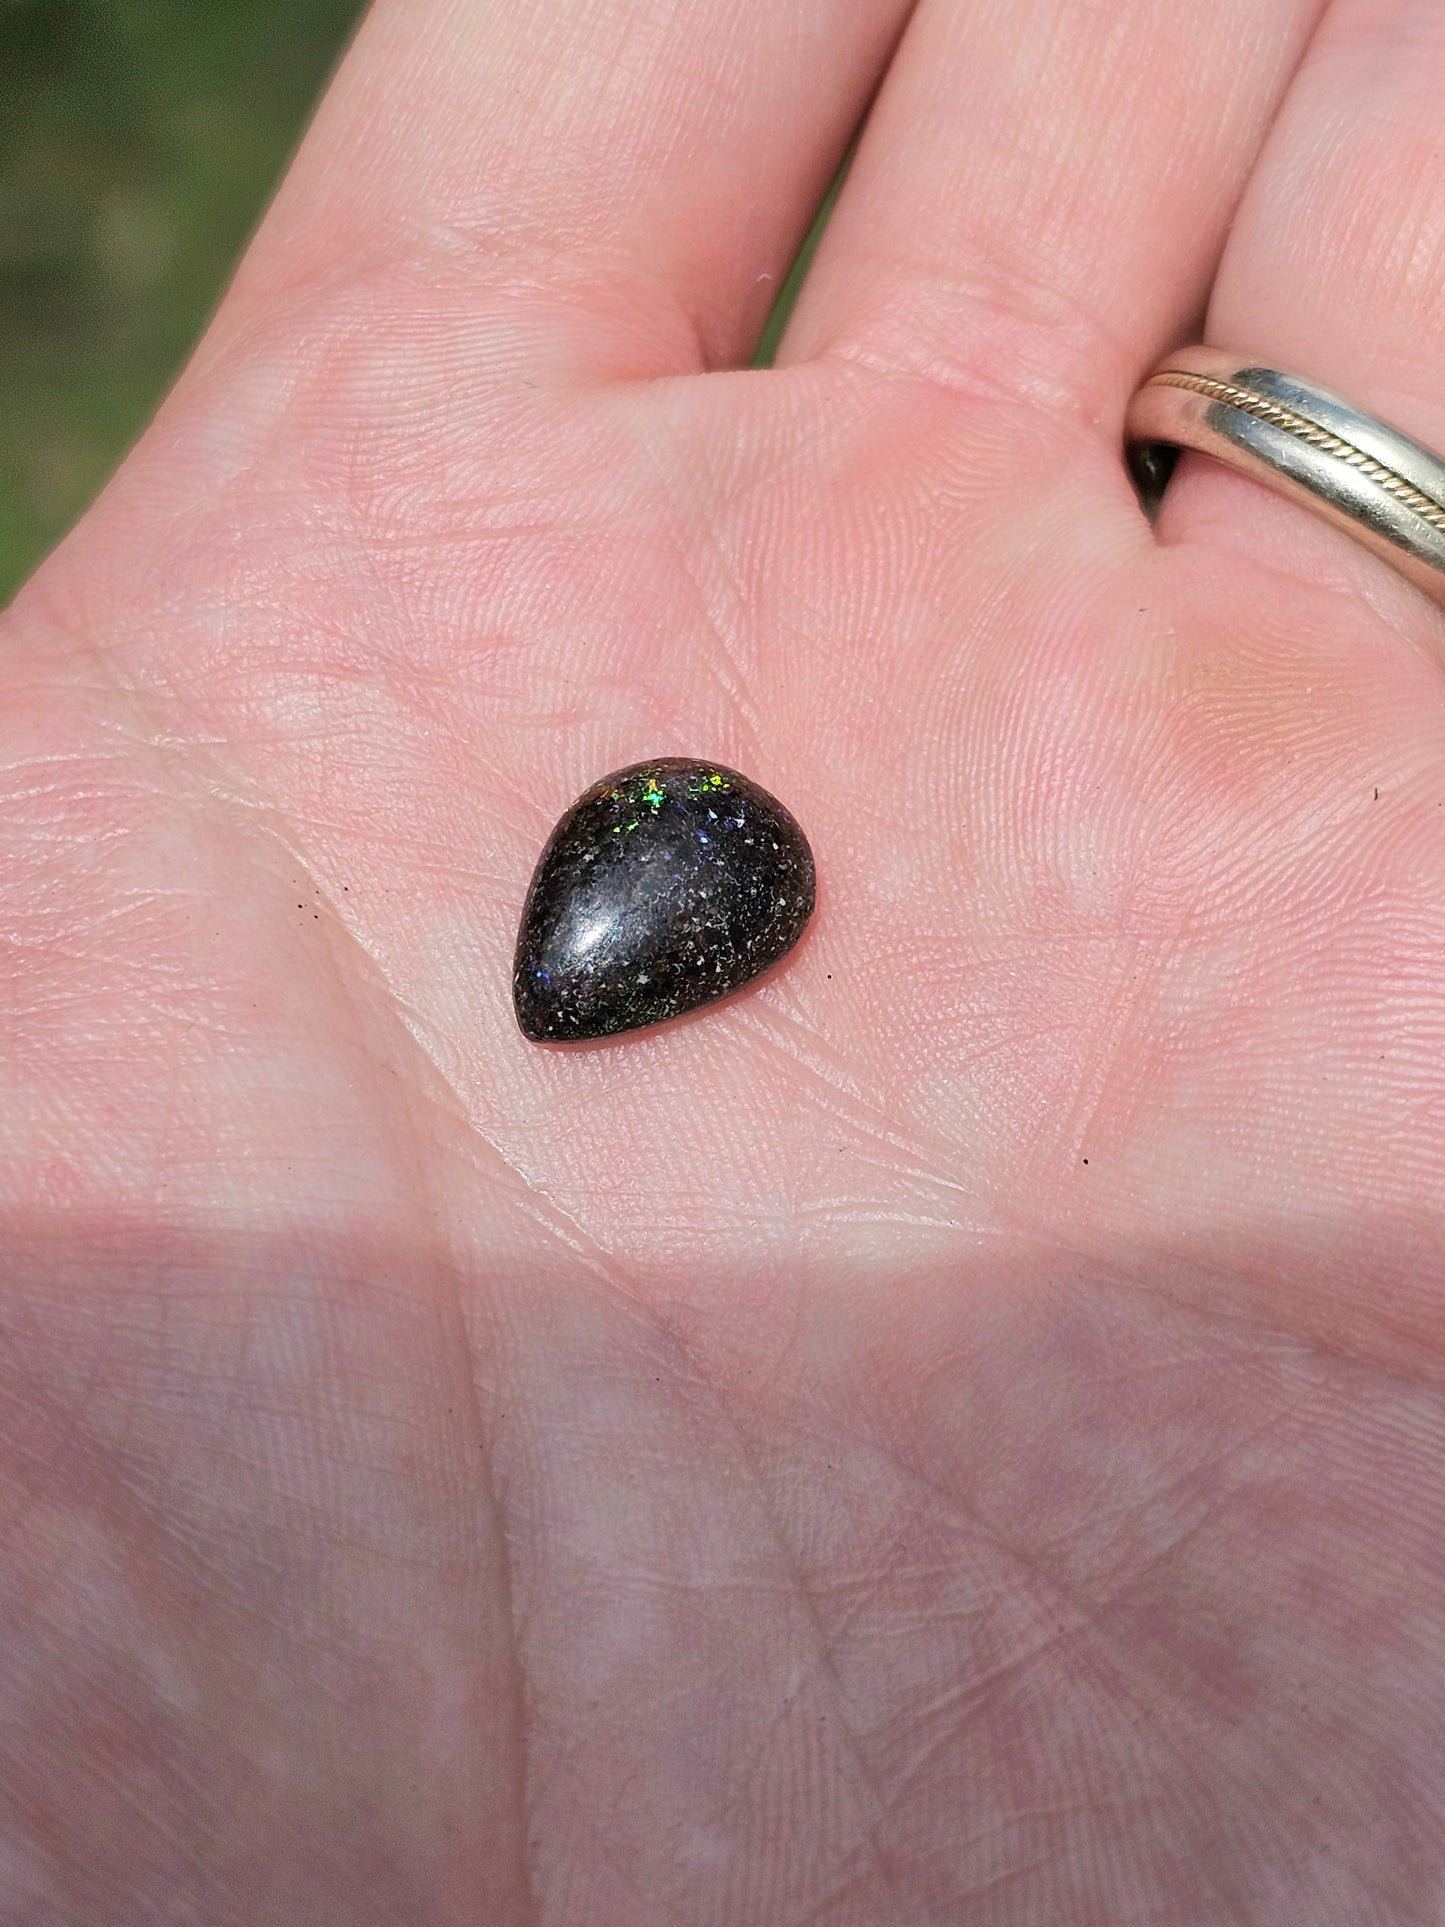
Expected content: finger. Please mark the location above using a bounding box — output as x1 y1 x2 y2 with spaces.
1155 0 1445 620
777 0 1324 427
235 0 913 375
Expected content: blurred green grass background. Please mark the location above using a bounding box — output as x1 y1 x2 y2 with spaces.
0 0 366 602
1 0 831 607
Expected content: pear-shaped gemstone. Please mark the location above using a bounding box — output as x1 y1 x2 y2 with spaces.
513 759 815 1042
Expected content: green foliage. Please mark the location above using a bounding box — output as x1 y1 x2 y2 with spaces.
0 0 365 600
0 0 841 603
752 157 849 372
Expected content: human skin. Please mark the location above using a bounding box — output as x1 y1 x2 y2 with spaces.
3 0 1445 1918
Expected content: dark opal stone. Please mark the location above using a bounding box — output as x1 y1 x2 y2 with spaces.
513 759 815 1042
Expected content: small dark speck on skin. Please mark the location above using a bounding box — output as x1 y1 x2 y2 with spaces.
1082 1158 1089 1166
1374 788 1379 800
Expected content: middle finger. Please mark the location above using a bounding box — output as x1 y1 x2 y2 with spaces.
778 0 1325 433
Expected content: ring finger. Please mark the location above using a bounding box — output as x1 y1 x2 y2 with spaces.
1154 0 1445 637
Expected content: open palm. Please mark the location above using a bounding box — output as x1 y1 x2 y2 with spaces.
5 0 1445 1918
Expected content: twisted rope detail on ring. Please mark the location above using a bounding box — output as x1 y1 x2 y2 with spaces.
1147 370 1445 532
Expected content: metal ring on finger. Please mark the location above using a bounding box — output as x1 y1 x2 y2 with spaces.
1127 346 1445 608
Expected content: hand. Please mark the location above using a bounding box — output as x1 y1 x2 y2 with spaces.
4 0 1443 1918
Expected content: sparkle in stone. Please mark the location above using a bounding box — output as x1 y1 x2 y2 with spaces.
513 759 816 1043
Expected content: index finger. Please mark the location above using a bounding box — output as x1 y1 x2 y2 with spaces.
232 0 914 377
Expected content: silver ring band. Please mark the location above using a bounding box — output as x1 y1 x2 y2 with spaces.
1126 346 1445 606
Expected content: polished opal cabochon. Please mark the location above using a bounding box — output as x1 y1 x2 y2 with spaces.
513 759 816 1042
